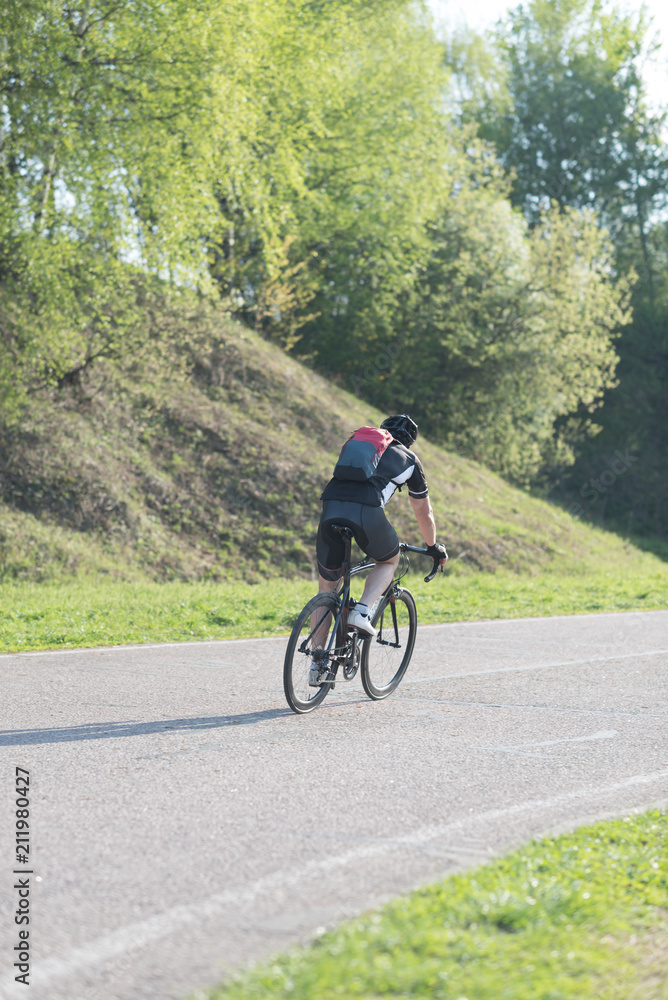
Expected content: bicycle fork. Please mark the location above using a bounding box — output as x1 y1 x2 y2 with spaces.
375 591 401 649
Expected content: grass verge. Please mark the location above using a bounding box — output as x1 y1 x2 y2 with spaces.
0 564 667 653
205 809 667 1000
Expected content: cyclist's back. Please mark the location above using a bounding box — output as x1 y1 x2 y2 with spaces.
321 437 429 509
314 414 447 646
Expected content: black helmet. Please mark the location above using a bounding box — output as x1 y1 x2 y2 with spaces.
380 413 418 448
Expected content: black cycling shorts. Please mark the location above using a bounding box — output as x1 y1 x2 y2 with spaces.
316 500 400 582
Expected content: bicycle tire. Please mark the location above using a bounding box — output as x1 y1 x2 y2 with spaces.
283 593 343 714
361 587 417 700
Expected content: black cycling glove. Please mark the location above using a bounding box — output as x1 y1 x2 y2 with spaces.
426 542 448 562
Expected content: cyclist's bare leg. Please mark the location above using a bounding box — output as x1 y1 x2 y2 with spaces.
358 553 400 611
318 574 339 594
310 574 339 652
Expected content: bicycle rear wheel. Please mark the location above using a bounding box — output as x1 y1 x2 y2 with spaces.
284 593 343 714
361 587 417 700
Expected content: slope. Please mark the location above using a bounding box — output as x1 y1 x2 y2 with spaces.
0 303 658 583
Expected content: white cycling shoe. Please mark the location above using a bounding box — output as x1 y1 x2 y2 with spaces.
347 607 377 637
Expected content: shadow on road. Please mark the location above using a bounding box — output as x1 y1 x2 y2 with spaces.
0 707 296 746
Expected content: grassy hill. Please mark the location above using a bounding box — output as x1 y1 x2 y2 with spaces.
0 301 662 584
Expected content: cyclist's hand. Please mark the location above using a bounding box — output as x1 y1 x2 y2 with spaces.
426 542 448 569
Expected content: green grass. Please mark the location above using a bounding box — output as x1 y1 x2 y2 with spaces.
204 809 668 1000
0 563 666 653
412 565 668 623
0 577 304 652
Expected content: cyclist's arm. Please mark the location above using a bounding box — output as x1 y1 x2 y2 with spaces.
409 495 437 547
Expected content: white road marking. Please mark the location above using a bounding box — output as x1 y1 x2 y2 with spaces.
0 635 288 660
402 697 668 719
472 729 618 758
405 647 668 683
1 768 666 999
397 692 668 719
418 610 667 628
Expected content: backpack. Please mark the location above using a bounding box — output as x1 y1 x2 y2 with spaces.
333 426 393 482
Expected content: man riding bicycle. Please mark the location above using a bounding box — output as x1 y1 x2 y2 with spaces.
313 413 447 684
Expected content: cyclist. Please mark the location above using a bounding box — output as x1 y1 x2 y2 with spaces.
312 413 447 684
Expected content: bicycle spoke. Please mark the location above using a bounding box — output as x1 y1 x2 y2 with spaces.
361 588 417 700
284 594 343 714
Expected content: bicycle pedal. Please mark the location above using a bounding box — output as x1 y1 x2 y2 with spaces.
309 666 336 688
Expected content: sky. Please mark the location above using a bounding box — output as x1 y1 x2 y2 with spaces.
426 0 668 108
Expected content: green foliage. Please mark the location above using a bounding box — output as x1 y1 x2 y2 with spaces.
420 197 627 482
259 4 633 487
329 150 628 483
0 0 455 410
560 219 668 534
1 0 218 256
206 0 452 343
445 0 668 528
456 0 668 230
0 237 157 414
206 809 667 999
0 0 660 520
0 0 222 412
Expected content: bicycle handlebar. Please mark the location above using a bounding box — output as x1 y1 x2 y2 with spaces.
399 543 442 583
351 543 445 583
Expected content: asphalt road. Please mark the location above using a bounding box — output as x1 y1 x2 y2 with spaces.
1 609 667 1000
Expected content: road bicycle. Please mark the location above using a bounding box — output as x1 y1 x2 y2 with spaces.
283 525 441 714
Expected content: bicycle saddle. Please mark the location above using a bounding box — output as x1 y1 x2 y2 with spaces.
331 524 354 538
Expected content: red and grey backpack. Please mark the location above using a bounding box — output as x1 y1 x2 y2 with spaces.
333 426 393 482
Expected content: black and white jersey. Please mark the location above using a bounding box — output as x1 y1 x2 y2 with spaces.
321 440 429 509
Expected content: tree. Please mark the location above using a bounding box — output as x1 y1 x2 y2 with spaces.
0 0 451 410
558 217 668 535
374 165 628 483
205 0 452 346
0 0 639 504
454 0 668 232
0 0 225 413
445 0 668 522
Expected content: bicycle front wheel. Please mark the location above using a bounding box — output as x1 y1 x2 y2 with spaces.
361 587 417 700
283 593 343 714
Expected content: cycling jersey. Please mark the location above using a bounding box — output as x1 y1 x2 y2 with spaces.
320 440 429 508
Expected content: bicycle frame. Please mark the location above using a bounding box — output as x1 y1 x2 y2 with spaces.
284 532 439 711
299 534 426 670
